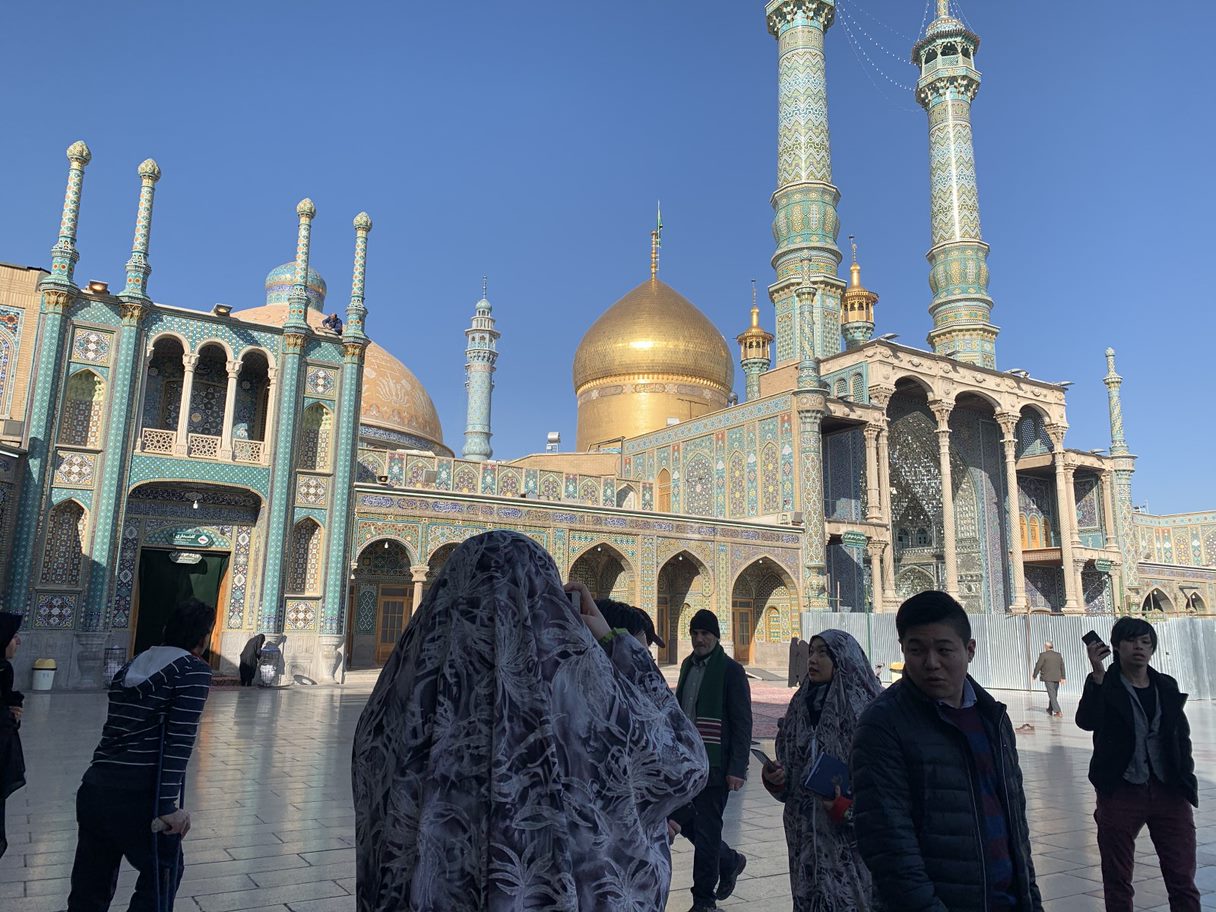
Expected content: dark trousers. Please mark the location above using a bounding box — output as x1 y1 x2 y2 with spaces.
1044 681 1061 715
670 783 736 906
1094 779 1200 912
68 778 184 912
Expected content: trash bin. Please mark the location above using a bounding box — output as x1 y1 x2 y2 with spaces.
31 658 57 691
258 642 284 687
888 661 905 685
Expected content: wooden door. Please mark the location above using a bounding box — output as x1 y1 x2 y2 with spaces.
732 598 753 665
375 585 409 664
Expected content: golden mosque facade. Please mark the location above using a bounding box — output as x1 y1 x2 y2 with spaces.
1 1 1214 686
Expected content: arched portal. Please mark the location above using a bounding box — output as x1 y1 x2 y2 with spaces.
656 550 710 666
349 538 414 667
731 559 797 668
426 542 461 592
568 543 633 603
1142 588 1174 613
1185 591 1207 614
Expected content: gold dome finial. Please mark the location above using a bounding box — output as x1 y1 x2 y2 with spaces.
849 234 862 288
937 0 950 19
650 201 663 280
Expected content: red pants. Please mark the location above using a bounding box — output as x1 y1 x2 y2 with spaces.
1094 779 1199 912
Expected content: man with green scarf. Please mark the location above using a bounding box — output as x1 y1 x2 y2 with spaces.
670 609 752 911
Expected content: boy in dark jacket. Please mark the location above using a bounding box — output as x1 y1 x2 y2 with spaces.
669 609 752 912
852 591 1042 912
1077 616 1200 912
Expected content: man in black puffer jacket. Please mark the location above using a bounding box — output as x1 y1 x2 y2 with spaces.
852 592 1042 912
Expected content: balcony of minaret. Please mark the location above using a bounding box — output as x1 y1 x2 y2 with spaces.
137 335 274 465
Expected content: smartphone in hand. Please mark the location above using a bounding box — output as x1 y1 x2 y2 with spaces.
1082 629 1104 648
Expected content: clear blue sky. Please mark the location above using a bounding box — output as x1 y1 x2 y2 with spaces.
2 1 1213 514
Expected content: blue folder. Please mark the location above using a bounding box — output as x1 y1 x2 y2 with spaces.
803 752 851 799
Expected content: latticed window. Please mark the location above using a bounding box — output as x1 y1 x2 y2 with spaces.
40 500 86 586
299 403 332 471
914 527 932 548
286 519 322 594
59 370 104 448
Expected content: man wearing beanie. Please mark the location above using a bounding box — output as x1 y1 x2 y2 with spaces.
670 608 752 911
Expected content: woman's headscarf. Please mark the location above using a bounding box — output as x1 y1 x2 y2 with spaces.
0 612 21 658
352 530 707 912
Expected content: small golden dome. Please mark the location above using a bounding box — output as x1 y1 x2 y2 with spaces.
573 278 733 392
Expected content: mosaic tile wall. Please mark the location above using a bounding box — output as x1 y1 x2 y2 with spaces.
39 500 85 587
826 540 868 612
950 408 1009 614
888 393 944 584
823 427 864 521
1025 565 1065 612
0 306 22 416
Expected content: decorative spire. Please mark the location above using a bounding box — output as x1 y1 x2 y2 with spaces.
286 198 316 332
120 159 161 305
937 0 950 19
841 235 878 350
1104 347 1129 456
344 211 372 343
650 202 663 280
45 140 92 289
738 279 774 402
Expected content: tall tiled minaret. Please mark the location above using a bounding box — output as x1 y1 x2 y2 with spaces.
914 0 998 367
765 0 844 364
1104 347 1139 608
462 278 500 461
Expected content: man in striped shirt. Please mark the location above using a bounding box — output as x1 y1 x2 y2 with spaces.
67 598 215 912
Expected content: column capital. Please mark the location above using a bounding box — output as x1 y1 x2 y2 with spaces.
868 384 895 410
1045 422 1068 451
119 301 148 325
410 565 430 583
182 353 199 370
863 423 880 443
766 0 836 36
42 289 73 314
995 410 1020 439
929 399 953 430
226 358 243 378
866 539 886 558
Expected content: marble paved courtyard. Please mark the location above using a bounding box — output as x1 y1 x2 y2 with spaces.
3 674 1214 912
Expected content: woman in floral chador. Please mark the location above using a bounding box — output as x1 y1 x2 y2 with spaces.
352 530 708 912
762 629 882 912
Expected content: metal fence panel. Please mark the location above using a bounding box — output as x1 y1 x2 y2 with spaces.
798 610 1216 698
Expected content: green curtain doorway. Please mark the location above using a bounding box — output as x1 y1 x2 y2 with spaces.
134 549 229 656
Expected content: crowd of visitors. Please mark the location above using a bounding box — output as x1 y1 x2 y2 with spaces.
1 529 1202 911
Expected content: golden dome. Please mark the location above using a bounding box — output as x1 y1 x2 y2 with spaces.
572 278 733 450
573 278 733 391
232 299 447 454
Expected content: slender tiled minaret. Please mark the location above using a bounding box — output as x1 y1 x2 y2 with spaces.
83 159 162 631
737 281 773 402
841 238 878 350
913 0 998 367
1104 347 1138 605
5 142 91 614
462 277 500 462
766 0 845 364
260 200 315 632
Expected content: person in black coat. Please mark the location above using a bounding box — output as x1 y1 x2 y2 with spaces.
1077 616 1200 912
852 592 1042 912
669 609 752 911
238 633 265 686
0 611 27 860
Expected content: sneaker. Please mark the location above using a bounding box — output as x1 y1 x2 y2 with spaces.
716 852 746 900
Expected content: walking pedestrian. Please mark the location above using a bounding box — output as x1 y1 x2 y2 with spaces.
852 591 1042 912
351 531 707 912
67 598 215 912
0 612 26 860
1032 640 1066 717
761 629 881 912
1077 616 1200 912
668 609 752 911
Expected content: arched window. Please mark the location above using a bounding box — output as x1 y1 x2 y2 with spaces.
914 527 932 548
835 378 848 400
40 500 86 586
1019 515 1029 550
1028 515 1042 549
286 519 322 594
299 403 332 471
896 527 911 550
60 370 105 447
657 468 671 513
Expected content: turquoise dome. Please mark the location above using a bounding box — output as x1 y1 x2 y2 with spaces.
264 262 327 311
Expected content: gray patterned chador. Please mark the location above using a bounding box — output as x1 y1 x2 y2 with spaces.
351 531 708 911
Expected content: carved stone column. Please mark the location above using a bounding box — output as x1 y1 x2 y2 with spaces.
931 401 959 599
1048 424 1081 612
174 353 199 455
410 565 429 615
996 412 1027 612
261 366 278 465
867 540 885 612
1100 470 1118 549
219 358 242 460
863 423 882 522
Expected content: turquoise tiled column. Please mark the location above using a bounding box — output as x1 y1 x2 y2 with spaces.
259 199 315 633
82 159 160 630
5 141 91 614
461 278 499 461
765 0 844 365
914 2 998 367
321 213 371 638
1104 348 1138 604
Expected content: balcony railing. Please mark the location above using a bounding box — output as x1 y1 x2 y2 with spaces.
233 439 264 463
187 434 221 459
140 428 176 455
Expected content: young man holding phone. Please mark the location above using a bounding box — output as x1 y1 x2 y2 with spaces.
1077 617 1200 912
